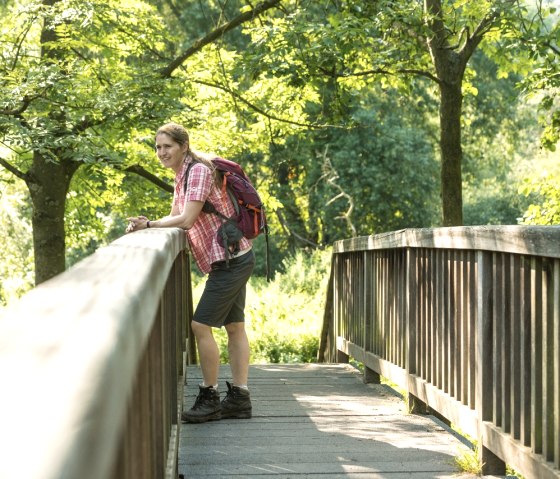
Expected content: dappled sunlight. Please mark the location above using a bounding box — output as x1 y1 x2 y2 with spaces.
182 364 476 477
293 391 469 458
293 392 403 414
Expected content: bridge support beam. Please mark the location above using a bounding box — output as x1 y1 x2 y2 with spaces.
408 394 428 414
363 366 380 384
480 444 506 475
336 349 349 363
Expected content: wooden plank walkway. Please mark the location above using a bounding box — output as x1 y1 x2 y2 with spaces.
179 363 483 478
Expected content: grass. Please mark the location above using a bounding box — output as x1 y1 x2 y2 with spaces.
454 446 482 475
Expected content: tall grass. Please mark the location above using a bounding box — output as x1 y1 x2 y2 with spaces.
191 248 332 364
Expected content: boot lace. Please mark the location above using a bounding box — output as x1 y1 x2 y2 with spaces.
193 388 214 409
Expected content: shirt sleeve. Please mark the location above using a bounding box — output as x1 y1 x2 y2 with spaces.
184 163 212 203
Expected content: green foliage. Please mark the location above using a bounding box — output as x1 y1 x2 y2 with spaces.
0 0 178 155
463 178 530 225
265 81 440 248
519 174 560 224
515 148 560 225
461 51 538 225
1 0 558 290
504 1 560 149
0 179 34 307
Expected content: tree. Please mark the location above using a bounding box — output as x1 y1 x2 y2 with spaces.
509 1 560 149
0 0 283 285
248 0 528 226
265 86 440 248
496 1 560 224
2 0 554 290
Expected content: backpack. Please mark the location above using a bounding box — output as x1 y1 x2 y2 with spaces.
185 157 271 280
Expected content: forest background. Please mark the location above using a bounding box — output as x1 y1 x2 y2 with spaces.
1 0 560 329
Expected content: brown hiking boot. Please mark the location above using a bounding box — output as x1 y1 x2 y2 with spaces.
221 381 252 419
181 385 221 423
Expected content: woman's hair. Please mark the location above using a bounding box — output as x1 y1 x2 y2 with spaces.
156 122 189 147
156 122 216 175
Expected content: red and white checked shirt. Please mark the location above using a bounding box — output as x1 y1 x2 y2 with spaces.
173 157 251 274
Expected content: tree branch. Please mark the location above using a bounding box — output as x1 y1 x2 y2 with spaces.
0 95 37 116
460 1 516 60
318 66 441 84
10 18 35 72
192 78 329 128
424 0 447 49
459 8 502 60
275 208 319 248
0 157 27 182
123 164 174 193
159 0 283 78
545 41 560 57
321 146 357 237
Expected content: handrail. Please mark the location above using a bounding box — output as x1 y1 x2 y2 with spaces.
320 225 560 478
0 228 193 479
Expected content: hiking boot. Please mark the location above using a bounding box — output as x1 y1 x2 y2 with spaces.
181 385 221 423
221 381 252 419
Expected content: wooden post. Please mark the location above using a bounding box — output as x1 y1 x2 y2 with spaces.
476 251 506 475
406 248 426 413
363 250 380 383
318 257 335 363
185 253 197 365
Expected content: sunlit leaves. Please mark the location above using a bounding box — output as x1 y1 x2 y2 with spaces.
0 0 186 274
1 0 176 154
520 174 560 224
0 180 34 306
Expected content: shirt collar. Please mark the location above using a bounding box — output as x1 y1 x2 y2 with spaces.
174 155 192 186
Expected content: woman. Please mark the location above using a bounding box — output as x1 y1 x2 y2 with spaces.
126 122 255 423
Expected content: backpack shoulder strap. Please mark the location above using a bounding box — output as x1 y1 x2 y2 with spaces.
183 160 196 193
184 160 235 220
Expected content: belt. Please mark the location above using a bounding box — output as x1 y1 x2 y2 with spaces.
231 247 252 259
211 247 252 270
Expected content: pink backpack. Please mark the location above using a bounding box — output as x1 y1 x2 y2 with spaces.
186 157 270 279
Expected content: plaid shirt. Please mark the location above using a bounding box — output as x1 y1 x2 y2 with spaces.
174 158 251 274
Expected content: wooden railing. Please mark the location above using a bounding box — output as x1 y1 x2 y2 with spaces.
0 228 194 479
319 226 560 478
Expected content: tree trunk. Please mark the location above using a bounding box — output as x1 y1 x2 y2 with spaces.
425 0 466 227
438 79 464 226
27 153 78 285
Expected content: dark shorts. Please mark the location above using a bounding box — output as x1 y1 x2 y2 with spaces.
193 249 255 328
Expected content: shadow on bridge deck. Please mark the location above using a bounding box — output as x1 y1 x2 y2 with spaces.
179 363 505 478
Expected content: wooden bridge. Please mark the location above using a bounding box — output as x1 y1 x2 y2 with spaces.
0 226 559 478
180 363 477 478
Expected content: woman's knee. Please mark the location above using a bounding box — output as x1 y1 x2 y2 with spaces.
191 320 212 338
225 322 245 337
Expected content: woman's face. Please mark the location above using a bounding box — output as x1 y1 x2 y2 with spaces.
155 133 188 171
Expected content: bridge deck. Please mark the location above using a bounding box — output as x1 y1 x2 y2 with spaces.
179 363 488 478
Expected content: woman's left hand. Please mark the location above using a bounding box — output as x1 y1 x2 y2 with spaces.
126 215 149 233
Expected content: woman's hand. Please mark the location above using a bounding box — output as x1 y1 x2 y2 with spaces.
126 215 150 233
